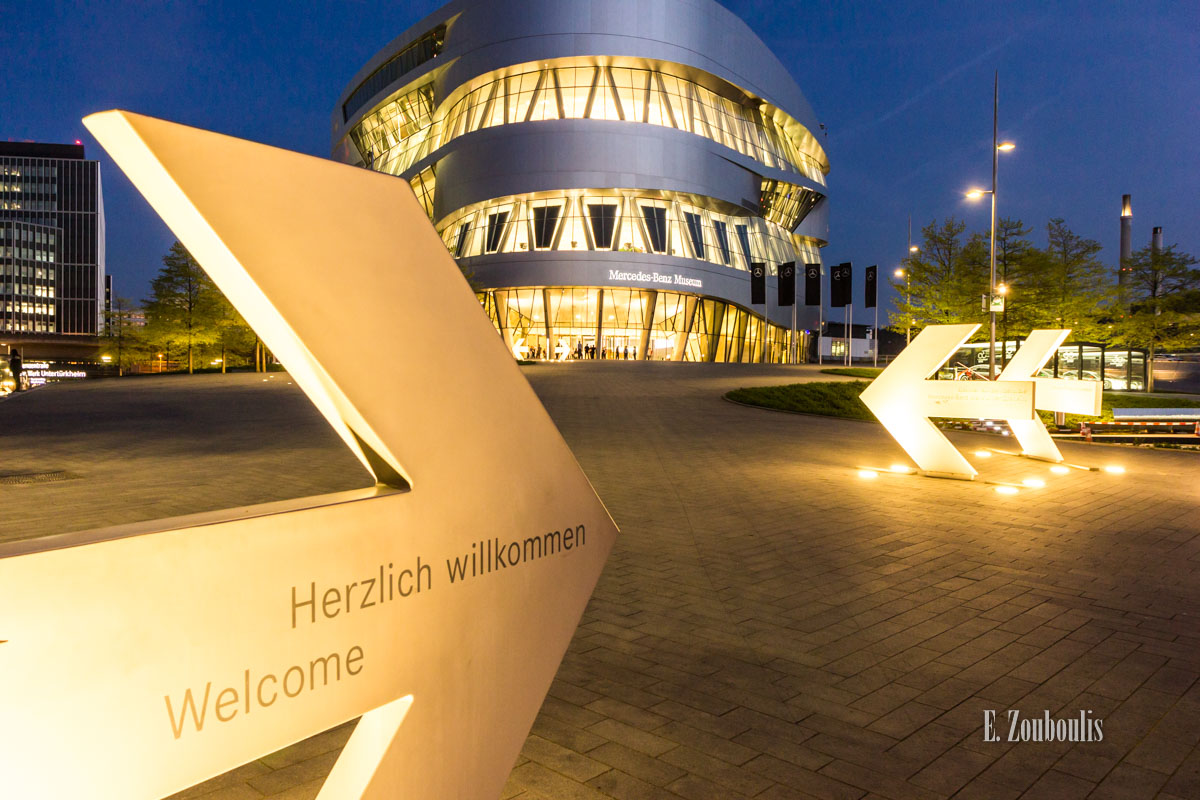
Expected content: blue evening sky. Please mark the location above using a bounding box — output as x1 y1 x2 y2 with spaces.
4 0 1197 317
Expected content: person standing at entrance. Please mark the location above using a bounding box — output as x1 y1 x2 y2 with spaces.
9 349 23 391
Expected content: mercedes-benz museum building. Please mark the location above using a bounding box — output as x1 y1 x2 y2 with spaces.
332 0 829 362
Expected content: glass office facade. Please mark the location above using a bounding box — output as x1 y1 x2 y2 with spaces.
0 144 105 337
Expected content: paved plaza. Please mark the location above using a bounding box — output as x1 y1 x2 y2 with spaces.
3 365 1200 799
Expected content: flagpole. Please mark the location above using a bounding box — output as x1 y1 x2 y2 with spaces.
791 302 797 364
846 302 852 366
817 265 823 365
762 269 770 364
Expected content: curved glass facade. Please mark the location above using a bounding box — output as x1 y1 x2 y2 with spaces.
481 287 798 363
335 0 829 364
350 59 828 186
437 188 819 271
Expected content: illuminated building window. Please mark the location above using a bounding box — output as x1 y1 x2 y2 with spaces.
713 220 731 265
532 204 561 249
641 205 667 253
485 211 510 253
683 212 705 259
453 222 470 258
480 286 799 364
735 224 752 262
343 26 445 122
587 204 617 249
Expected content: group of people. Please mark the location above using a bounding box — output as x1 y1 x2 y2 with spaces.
524 341 652 361
573 343 639 360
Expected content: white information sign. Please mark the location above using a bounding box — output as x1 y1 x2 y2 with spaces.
0 111 618 800
998 329 1102 462
860 324 1102 478
860 324 1034 479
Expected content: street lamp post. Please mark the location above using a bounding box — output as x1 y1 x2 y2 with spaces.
894 267 912 345
895 215 919 347
966 71 1015 378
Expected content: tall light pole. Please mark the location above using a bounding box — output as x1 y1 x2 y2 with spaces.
903 215 919 347
894 267 911 345
966 71 1015 378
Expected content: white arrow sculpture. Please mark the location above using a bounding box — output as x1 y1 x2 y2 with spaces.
0 111 617 799
997 329 1101 462
860 324 1035 479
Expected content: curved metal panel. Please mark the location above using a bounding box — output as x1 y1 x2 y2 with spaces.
794 197 830 245
430 122 761 223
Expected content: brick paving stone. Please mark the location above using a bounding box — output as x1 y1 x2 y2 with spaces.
1021 769 1095 799
1088 761 1168 799
588 718 678 757
944 776 1021 800
1123 730 1195 774
586 768 684 800
245 751 340 796
508 761 614 800
659 744 773 794
520 734 610 782
746 754 866 800
589 741 688 786
909 746 993 795
6 366 1200 799
816 759 943 800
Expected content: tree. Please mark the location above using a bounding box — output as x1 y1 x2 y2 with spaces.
199 274 256 373
100 295 148 375
890 218 988 334
991 218 1037 345
143 242 216 373
1027 219 1111 340
1111 243 1200 390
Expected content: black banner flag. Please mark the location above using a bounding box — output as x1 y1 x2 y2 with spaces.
778 262 795 306
750 262 766 305
830 262 852 307
865 265 877 309
804 263 821 306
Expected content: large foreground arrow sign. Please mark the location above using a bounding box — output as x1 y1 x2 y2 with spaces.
0 111 618 799
860 324 1035 479
998 329 1102 462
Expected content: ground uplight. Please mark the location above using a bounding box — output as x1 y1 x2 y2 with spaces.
974 450 991 458
1022 478 1046 489
1103 465 1126 474
995 485 1019 495
857 469 878 479
1050 465 1070 475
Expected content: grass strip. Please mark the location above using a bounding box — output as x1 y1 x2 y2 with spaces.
820 367 883 379
727 381 875 421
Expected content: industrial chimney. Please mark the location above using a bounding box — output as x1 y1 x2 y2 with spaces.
1119 194 1132 286
1152 226 1164 254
